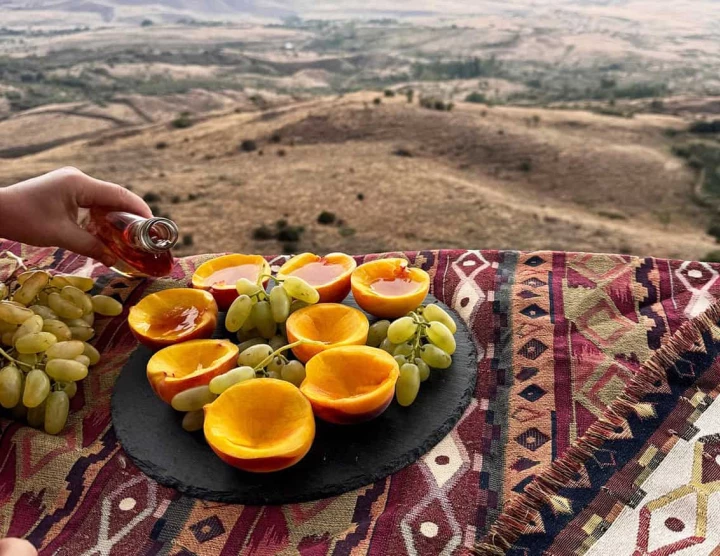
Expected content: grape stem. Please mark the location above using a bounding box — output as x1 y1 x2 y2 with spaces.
252 339 324 372
0 347 33 369
260 274 282 284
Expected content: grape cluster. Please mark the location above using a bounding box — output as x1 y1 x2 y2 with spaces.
367 303 458 406
0 266 121 435
179 275 320 432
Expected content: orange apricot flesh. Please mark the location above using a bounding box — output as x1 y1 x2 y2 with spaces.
192 254 270 310
146 339 238 404
128 288 218 349
277 252 356 303
285 303 369 363
204 378 315 472
351 258 430 318
300 346 400 424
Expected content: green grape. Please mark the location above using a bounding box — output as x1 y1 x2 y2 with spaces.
43 319 72 341
12 315 44 344
289 299 308 315
237 344 274 368
27 400 46 428
13 271 49 306
82 311 95 327
282 276 320 304
0 365 23 409
379 337 398 355
253 300 276 339
83 342 100 365
422 304 457 334
0 283 7 301
60 275 94 292
236 327 261 342
15 332 57 354
268 335 286 351
394 342 414 357
91 295 123 317
387 316 418 344
23 369 51 408
49 275 71 289
0 319 16 334
236 337 265 353
420 344 452 369
394 354 407 367
29 304 57 320
225 294 252 333
209 366 255 394
62 286 93 315
415 357 431 382
58 381 78 399
281 360 306 386
426 322 456 355
1 332 14 346
171 385 216 412
395 363 420 407
48 292 83 320
16 352 38 368
367 320 391 347
182 410 204 432
46 340 85 360
0 301 34 325
239 309 256 333
69 326 95 342
74 355 91 367
269 285 291 323
44 391 70 435
267 356 285 375
266 370 281 379
46 359 88 382
235 278 263 297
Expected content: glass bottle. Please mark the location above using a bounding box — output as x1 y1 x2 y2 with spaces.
85 209 178 277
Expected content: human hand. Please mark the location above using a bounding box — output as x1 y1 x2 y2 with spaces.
0 167 152 267
0 537 37 556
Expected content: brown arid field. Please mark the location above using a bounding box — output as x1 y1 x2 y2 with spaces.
1 91 718 261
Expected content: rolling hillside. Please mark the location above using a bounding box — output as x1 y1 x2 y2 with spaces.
0 92 716 260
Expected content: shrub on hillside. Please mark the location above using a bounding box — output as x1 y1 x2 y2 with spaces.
171 113 192 129
465 92 487 104
690 120 720 134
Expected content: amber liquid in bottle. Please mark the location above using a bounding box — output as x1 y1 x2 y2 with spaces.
86 209 178 277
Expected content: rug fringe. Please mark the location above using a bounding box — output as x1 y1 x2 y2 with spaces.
473 299 720 555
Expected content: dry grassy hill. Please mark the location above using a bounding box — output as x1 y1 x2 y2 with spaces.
0 92 716 260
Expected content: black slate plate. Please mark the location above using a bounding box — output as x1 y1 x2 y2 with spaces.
111 294 477 505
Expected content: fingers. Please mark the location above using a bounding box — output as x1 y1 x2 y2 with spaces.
0 538 38 556
56 224 117 268
64 168 153 219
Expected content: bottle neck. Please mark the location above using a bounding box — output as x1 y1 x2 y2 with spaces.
130 217 179 253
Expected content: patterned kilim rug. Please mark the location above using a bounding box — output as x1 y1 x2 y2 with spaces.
2 243 720 555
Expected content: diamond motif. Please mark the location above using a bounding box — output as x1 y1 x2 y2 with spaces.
511 406 543 422
593 449 617 468
511 457 540 472
518 290 540 299
524 255 545 267
514 427 550 452
523 277 546 288
516 367 539 382
520 304 548 319
519 384 546 402
190 515 226 543
423 434 463 488
518 339 548 360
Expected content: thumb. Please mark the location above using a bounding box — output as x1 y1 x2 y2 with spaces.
59 225 117 268
0 538 38 556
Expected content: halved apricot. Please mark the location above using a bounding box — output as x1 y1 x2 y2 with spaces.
128 288 218 349
192 254 270 310
277 252 357 303
300 346 400 424
286 303 369 363
204 378 315 472
146 339 239 404
351 258 430 318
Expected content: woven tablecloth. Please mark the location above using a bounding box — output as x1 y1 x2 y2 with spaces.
2 244 720 556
